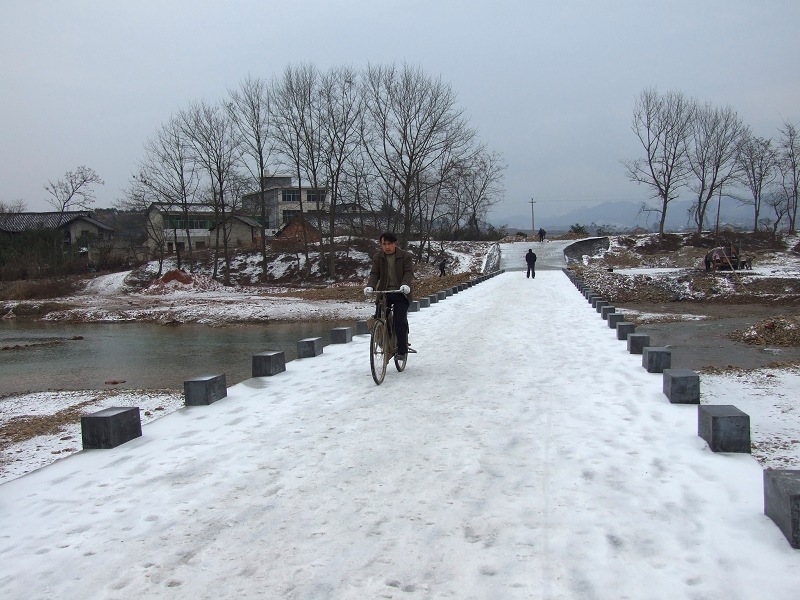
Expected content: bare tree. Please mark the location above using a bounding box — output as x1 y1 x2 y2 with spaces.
228 75 275 281
623 88 694 238
456 148 506 238
686 102 746 234
762 189 788 237
416 151 459 256
132 115 201 272
0 199 26 213
271 64 316 273
44 165 104 216
182 101 241 285
735 132 779 232
338 148 387 235
121 181 169 275
361 63 474 245
319 65 362 276
777 119 800 233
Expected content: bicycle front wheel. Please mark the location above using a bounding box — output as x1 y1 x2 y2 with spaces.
370 320 388 385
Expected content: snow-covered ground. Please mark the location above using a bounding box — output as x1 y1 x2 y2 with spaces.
1 270 799 599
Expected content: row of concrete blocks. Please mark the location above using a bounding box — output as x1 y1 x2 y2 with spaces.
80 268 506 448
562 268 800 549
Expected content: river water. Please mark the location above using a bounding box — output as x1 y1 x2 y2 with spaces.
0 320 355 396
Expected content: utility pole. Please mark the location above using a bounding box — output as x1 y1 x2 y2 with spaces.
529 198 535 235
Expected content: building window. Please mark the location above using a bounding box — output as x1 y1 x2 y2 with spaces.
166 217 210 230
307 190 325 204
282 210 301 224
282 189 300 203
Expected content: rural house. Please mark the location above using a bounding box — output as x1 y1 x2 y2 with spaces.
0 211 114 246
241 175 330 231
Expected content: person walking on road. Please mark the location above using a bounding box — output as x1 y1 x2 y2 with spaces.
364 232 414 358
538 228 546 242
525 248 537 279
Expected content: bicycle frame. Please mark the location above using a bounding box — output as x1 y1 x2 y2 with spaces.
365 290 406 384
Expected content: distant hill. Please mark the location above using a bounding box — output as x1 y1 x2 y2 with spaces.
493 199 758 234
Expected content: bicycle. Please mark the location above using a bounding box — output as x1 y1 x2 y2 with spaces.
365 290 412 385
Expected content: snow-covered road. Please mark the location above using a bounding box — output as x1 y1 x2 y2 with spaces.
1 270 798 599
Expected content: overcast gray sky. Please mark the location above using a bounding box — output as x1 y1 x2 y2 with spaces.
2 0 798 228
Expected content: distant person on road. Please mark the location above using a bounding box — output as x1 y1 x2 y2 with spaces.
538 228 546 242
439 257 446 277
364 232 414 358
525 248 537 279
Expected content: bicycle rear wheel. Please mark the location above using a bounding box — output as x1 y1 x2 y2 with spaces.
370 320 388 385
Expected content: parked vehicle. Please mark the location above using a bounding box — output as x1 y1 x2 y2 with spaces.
704 244 740 271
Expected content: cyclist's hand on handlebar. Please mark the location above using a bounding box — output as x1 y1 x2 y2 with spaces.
364 286 373 296
400 285 410 295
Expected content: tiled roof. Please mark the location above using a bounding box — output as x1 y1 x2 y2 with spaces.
0 211 113 233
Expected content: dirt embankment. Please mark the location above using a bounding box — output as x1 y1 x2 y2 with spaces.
565 232 800 369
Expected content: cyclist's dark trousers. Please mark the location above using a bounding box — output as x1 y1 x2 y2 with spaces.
527 265 536 278
386 292 410 354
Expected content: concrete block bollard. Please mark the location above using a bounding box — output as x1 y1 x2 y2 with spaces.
627 333 651 354
408 300 420 312
184 374 227 406
356 320 371 335
601 305 616 319
330 327 353 344
445 288 453 296
297 337 323 358
81 407 142 449
662 368 700 404
418 297 431 308
608 313 625 329
764 469 800 549
595 300 608 313
698 405 751 453
642 347 671 373
252 351 286 377
437 291 446 300
429 294 438 304
616 322 636 340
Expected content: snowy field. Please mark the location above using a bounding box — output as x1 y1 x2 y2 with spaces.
1 270 799 599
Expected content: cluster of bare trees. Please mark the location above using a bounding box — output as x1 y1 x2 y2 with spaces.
124 63 505 280
624 88 800 237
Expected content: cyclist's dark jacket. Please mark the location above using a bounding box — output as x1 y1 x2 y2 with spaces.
368 247 415 301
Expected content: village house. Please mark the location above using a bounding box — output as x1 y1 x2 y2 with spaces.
241 175 330 231
144 203 216 256
0 211 115 246
210 214 262 248
270 218 322 250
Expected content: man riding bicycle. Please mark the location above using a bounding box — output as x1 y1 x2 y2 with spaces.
363 232 414 359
